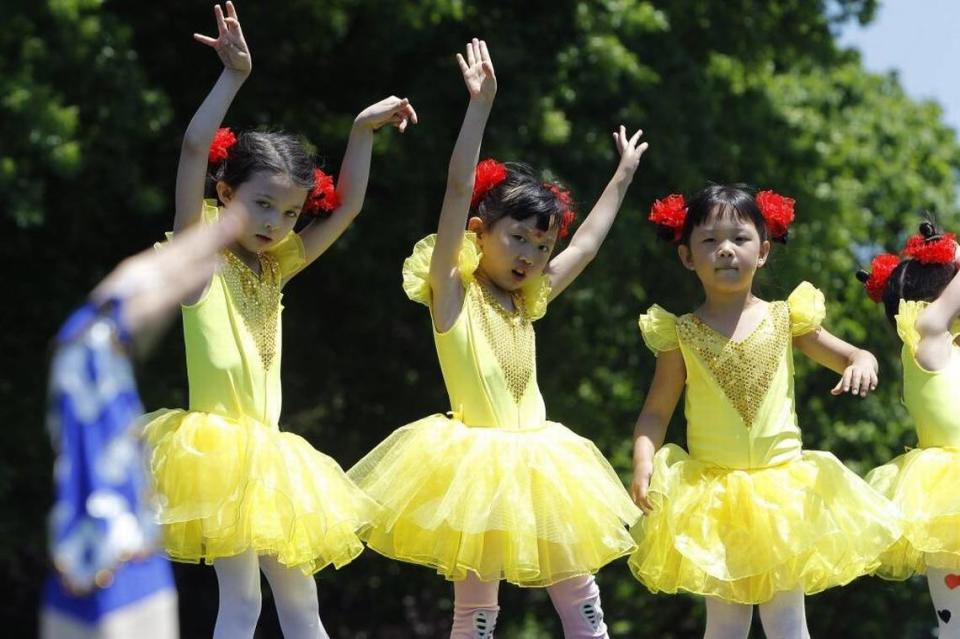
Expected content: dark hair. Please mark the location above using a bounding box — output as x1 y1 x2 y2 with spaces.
678 184 769 246
206 130 315 200
879 222 958 325
472 163 568 235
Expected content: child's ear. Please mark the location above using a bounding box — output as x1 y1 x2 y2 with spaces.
216 181 234 204
467 216 484 236
678 244 695 270
757 240 771 268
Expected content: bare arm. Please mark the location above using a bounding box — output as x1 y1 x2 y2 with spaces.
297 96 418 267
631 348 685 513
545 127 648 300
429 38 497 332
174 2 251 234
794 327 879 397
915 249 960 370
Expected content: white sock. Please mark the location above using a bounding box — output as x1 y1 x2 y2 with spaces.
213 551 262 639
259 554 327 639
928 568 960 639
757 589 809 639
451 573 500 639
546 575 609 638
703 597 752 639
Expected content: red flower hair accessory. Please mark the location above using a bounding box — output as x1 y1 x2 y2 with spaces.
471 159 508 208
648 193 687 242
546 182 577 239
755 190 795 242
856 253 900 303
902 225 957 264
208 127 237 164
303 168 341 217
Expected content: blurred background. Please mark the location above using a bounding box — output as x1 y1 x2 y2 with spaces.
4 0 958 636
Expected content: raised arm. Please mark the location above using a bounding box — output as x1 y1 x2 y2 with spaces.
545 127 648 300
915 246 960 370
429 38 497 333
297 96 418 266
174 1 251 233
631 348 685 513
794 328 879 397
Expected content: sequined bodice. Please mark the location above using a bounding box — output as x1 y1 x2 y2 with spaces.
433 281 546 430
676 302 803 468
181 249 285 426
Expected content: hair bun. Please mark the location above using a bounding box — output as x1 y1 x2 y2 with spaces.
919 221 939 239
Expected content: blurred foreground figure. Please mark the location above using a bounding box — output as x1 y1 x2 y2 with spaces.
40 213 244 639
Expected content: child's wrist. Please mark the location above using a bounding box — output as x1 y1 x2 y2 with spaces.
469 94 495 108
223 68 250 83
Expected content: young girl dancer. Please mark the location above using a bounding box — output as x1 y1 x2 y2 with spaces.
348 39 645 638
858 222 960 638
630 185 900 638
139 3 417 638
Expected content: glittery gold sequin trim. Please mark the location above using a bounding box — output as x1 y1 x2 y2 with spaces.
220 250 281 370
472 282 535 404
677 302 790 428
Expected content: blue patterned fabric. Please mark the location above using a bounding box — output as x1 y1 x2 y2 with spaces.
42 300 174 621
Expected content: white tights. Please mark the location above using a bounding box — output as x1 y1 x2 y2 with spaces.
450 572 607 638
928 568 960 639
704 590 809 639
212 550 328 639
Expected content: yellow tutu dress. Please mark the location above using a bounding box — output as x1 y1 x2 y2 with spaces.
629 283 901 604
865 300 960 580
139 200 377 575
347 234 642 587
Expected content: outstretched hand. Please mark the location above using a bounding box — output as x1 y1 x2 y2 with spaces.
194 2 251 75
613 126 648 178
355 96 419 133
456 38 496 102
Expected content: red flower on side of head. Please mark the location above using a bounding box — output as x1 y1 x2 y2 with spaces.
755 190 795 241
648 194 687 242
304 168 341 216
208 127 237 164
862 253 900 303
472 159 508 208
902 232 957 264
546 182 577 239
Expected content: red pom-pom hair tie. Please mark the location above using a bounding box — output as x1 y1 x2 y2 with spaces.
648 193 687 242
471 159 508 209
546 182 577 239
856 253 900 303
755 190 795 243
208 127 237 165
303 168 341 217
902 222 957 264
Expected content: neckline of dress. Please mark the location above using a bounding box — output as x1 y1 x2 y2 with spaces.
224 248 266 281
688 301 775 345
475 279 524 319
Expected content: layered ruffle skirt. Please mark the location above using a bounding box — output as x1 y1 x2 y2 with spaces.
348 414 642 587
629 445 901 603
141 409 378 575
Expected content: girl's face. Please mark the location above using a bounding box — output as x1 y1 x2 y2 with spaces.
678 206 770 295
470 214 558 291
217 171 309 256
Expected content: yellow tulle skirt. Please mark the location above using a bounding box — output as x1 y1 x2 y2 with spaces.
629 445 901 604
347 414 642 587
140 409 378 575
866 446 960 580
